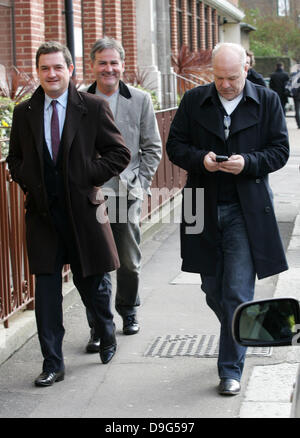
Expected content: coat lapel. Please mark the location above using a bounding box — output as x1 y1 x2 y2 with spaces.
61 81 87 158
194 105 224 141
192 81 260 141
230 98 259 136
25 86 45 163
115 93 131 123
191 84 224 141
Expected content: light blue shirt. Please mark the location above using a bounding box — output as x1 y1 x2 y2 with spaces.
44 89 68 158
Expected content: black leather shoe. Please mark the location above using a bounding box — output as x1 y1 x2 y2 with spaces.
123 314 140 335
34 370 64 387
86 332 100 353
218 378 241 395
99 343 117 364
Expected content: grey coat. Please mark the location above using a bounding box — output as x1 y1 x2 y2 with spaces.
87 81 162 199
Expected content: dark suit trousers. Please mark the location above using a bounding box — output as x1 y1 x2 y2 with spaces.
35 202 115 373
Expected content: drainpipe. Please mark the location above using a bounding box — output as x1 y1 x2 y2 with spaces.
64 0 76 77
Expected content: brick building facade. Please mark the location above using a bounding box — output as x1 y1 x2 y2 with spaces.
0 0 245 106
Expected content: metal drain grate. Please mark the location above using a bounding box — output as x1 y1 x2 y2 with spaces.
144 334 272 358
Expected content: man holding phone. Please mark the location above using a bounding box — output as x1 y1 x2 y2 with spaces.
166 43 289 396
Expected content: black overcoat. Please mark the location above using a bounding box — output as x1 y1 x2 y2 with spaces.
7 82 130 276
166 80 289 279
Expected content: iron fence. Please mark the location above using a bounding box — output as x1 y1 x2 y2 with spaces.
0 143 34 328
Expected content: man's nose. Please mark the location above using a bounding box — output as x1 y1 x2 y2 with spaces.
221 79 231 88
104 63 113 72
48 68 56 76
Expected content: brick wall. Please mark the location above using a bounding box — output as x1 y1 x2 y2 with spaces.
170 0 178 55
82 0 103 83
10 0 226 87
199 2 205 50
169 0 218 53
207 6 212 49
122 0 137 76
0 5 13 66
14 0 45 75
181 0 188 47
44 0 65 44
191 0 197 51
213 9 218 47
72 0 83 81
104 0 122 42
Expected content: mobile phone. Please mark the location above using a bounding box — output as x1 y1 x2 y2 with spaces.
215 155 229 162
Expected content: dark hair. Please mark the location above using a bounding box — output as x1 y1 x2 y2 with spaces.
90 36 125 62
246 50 255 67
36 41 73 68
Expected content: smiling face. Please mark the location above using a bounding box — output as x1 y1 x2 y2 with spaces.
91 48 125 96
36 51 74 98
213 48 248 101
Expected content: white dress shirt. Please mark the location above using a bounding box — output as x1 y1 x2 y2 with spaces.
44 90 68 159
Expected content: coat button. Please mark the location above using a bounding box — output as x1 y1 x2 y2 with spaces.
265 206 271 213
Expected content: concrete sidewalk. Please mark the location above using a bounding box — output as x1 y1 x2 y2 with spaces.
0 114 299 419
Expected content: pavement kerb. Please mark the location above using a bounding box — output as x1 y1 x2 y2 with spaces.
239 210 300 418
0 191 182 367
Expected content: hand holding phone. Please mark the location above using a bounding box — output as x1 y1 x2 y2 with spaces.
215 155 229 162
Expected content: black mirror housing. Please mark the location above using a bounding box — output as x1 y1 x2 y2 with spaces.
232 297 300 347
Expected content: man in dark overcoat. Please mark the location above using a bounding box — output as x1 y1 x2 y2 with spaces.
166 43 289 396
269 62 290 114
246 50 266 87
7 42 130 386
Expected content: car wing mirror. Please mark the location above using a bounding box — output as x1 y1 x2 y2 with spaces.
232 297 300 347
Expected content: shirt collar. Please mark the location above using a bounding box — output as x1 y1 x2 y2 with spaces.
198 80 260 107
45 88 68 110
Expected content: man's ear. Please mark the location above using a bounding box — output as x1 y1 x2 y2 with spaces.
69 63 74 77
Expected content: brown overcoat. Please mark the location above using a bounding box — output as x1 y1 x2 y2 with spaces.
7 82 130 276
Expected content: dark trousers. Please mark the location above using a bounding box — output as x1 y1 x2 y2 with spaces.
86 196 142 334
293 98 300 128
35 204 115 373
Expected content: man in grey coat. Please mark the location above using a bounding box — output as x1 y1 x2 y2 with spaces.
167 43 289 396
85 37 162 350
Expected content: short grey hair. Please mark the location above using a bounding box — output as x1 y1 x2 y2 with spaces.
90 37 125 62
212 42 246 70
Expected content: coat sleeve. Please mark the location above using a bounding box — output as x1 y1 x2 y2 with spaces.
138 92 162 194
89 99 131 186
241 91 289 178
6 103 27 193
166 92 209 174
